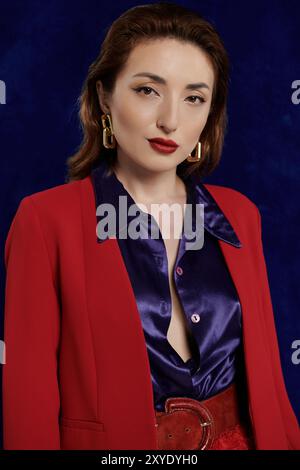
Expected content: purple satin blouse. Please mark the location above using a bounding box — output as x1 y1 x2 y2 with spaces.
91 159 244 411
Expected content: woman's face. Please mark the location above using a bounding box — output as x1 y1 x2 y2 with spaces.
96 38 215 174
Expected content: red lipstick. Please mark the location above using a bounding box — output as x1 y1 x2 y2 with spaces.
147 137 179 154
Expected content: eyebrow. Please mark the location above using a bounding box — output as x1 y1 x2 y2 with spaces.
132 72 210 91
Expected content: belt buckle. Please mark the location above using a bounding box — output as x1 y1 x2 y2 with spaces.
162 397 215 450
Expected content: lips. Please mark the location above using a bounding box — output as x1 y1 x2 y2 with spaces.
148 137 179 148
148 139 178 154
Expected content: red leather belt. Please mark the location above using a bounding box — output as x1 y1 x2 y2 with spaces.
154 382 249 450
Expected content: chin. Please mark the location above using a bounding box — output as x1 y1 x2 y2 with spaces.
142 159 178 174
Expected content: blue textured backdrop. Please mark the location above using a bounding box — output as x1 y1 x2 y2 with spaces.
1 0 299 448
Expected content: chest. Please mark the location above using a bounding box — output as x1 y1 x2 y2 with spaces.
159 217 195 363
134 197 199 364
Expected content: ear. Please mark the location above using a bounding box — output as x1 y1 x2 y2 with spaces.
96 80 110 114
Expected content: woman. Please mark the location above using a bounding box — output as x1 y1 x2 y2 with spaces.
2 2 300 450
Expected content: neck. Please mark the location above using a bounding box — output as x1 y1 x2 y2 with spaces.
111 153 187 205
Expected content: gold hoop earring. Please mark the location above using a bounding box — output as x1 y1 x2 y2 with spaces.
187 141 201 162
101 113 116 149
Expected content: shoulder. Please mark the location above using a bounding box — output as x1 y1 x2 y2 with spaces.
21 178 83 210
5 177 92 268
202 183 261 241
7 177 92 244
15 176 92 222
203 183 258 212
203 182 260 219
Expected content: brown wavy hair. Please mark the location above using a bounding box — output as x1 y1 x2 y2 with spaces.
65 2 230 183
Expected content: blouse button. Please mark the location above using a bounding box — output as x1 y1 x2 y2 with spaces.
176 266 183 276
191 313 201 323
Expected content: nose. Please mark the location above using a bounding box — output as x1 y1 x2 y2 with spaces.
156 97 179 133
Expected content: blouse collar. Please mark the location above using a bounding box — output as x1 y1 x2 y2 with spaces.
91 158 242 248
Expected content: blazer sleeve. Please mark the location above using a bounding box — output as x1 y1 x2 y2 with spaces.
2 196 61 449
255 206 300 449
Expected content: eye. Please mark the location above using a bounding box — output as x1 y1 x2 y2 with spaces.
133 86 206 104
134 86 157 96
187 95 206 104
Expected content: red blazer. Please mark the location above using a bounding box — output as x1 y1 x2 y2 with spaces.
3 175 300 450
